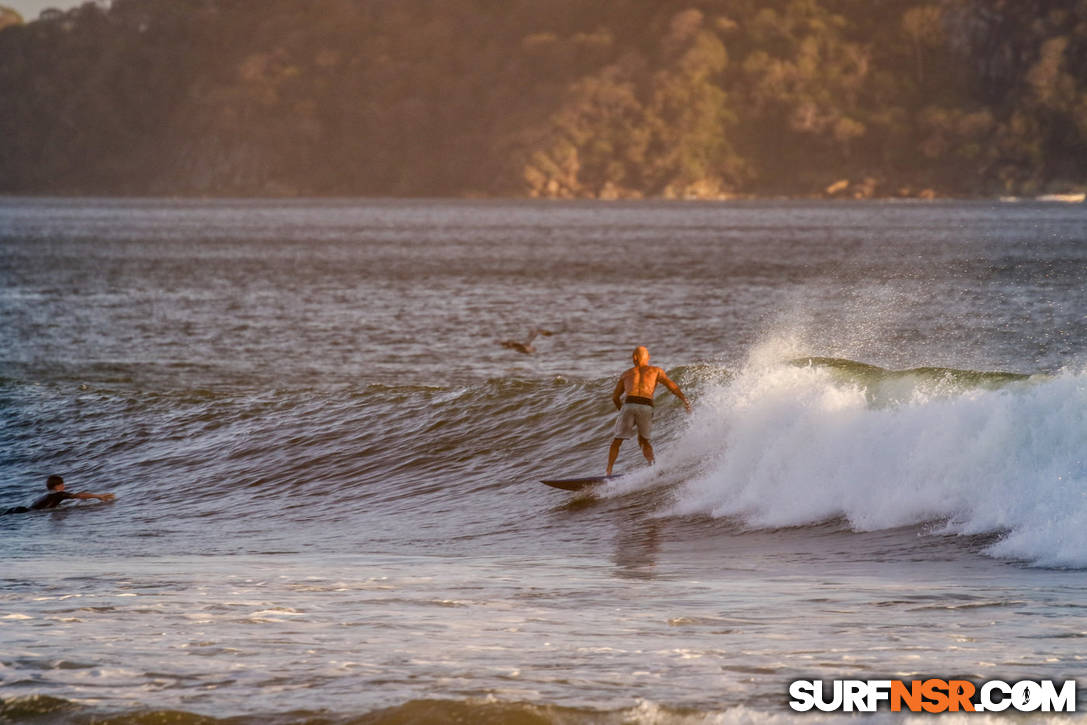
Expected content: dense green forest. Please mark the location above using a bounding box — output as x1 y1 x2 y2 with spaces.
1 0 1085 198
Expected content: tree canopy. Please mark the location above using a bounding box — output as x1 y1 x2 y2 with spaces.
1 0 1085 197
0 5 21 31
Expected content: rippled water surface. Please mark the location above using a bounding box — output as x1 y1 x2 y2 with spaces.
1 198 1085 723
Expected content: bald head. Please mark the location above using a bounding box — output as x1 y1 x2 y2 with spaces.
632 346 650 365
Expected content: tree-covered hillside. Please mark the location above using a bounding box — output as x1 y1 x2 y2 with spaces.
1 0 1085 197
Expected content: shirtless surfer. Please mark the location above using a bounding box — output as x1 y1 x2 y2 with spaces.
606 346 691 475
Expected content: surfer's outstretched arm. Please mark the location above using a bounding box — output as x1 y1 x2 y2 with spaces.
658 371 691 413
73 491 115 502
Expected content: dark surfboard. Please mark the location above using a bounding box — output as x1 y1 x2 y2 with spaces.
540 475 619 491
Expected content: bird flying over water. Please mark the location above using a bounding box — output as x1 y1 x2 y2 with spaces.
499 328 557 354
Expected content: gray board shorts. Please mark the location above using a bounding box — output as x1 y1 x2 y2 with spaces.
613 402 653 440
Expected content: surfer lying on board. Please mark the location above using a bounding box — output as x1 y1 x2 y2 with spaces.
1 475 115 515
606 346 691 475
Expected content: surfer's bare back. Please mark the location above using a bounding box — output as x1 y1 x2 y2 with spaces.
606 346 690 475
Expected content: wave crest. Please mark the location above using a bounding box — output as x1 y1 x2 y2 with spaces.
669 353 1087 567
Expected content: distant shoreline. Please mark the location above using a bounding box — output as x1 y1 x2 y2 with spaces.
4 2 1085 207
1 192 1084 203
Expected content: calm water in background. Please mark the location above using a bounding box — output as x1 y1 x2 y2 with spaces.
1 198 1085 723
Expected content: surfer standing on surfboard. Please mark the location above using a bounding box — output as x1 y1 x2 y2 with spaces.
606 346 691 475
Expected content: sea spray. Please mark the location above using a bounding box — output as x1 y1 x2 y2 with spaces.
667 351 1087 567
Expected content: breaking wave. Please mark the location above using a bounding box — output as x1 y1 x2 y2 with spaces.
665 346 1087 567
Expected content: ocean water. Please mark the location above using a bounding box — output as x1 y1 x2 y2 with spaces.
0 198 1085 723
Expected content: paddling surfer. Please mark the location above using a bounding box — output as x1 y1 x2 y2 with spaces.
606 346 691 475
1 475 115 515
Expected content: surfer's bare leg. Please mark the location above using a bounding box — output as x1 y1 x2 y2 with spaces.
638 436 654 466
606 438 623 475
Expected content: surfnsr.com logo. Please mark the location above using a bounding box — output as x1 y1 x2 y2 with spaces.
789 679 1077 713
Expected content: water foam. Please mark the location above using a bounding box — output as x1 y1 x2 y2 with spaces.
667 345 1087 568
